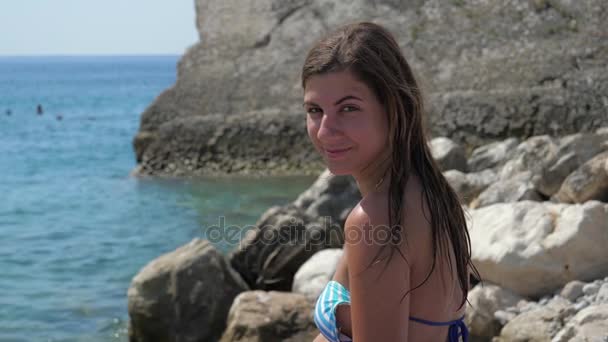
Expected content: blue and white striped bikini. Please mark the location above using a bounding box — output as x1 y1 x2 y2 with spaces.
314 280 469 342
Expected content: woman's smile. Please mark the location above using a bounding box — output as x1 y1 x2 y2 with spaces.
324 146 353 159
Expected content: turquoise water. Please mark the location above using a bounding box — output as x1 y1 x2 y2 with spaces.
0 56 315 341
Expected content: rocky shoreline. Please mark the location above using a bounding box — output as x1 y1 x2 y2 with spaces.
128 128 608 341
127 0 608 340
132 0 608 177
132 110 324 177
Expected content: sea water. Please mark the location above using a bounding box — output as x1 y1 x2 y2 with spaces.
0 56 315 341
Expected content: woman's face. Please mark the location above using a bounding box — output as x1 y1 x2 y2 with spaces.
303 70 389 176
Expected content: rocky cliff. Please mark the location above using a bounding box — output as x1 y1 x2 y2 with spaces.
133 0 608 176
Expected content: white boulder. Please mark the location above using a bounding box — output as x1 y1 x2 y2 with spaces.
469 201 608 297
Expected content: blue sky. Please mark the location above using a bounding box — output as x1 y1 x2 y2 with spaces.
0 1 199 55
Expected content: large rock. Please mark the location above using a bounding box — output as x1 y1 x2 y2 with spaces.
430 137 468 172
292 248 343 302
133 0 608 176
554 151 608 203
468 138 519 172
469 201 608 297
293 169 360 228
538 131 608 197
128 239 249 342
444 169 498 205
229 205 340 292
465 283 524 340
472 172 543 208
228 170 356 293
219 291 318 342
498 135 558 182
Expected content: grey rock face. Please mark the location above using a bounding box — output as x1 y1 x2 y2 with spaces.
444 169 498 204
228 168 359 296
228 204 341 292
498 135 559 182
219 291 318 342
538 131 608 197
430 137 468 172
468 138 519 172
133 0 608 176
554 151 608 203
127 239 249 342
293 169 360 228
473 172 543 208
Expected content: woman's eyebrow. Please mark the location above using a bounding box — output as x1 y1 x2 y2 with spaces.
303 95 363 107
334 95 363 105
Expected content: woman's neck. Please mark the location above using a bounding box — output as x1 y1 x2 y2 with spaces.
353 156 392 197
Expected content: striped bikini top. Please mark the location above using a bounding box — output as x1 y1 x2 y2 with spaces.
314 280 468 342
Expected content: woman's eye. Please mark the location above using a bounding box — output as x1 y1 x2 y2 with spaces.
342 105 359 113
307 107 322 115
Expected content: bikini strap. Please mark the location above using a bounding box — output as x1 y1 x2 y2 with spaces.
408 315 465 326
409 315 468 342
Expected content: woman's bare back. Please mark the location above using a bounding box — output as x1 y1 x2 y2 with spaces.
326 173 466 341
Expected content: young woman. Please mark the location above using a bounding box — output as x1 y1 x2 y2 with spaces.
302 22 478 341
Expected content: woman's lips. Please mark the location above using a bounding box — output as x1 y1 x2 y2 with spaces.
324 147 352 159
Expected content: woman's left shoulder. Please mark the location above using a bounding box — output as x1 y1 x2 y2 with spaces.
346 192 390 234
343 191 404 271
343 191 414 288
350 174 429 229
344 175 431 262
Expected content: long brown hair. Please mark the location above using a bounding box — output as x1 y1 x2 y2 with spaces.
301 22 479 308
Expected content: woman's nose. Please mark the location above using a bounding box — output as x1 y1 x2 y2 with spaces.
317 113 340 140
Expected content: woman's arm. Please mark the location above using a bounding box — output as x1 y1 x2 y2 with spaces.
335 304 352 338
331 248 353 338
345 199 412 342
